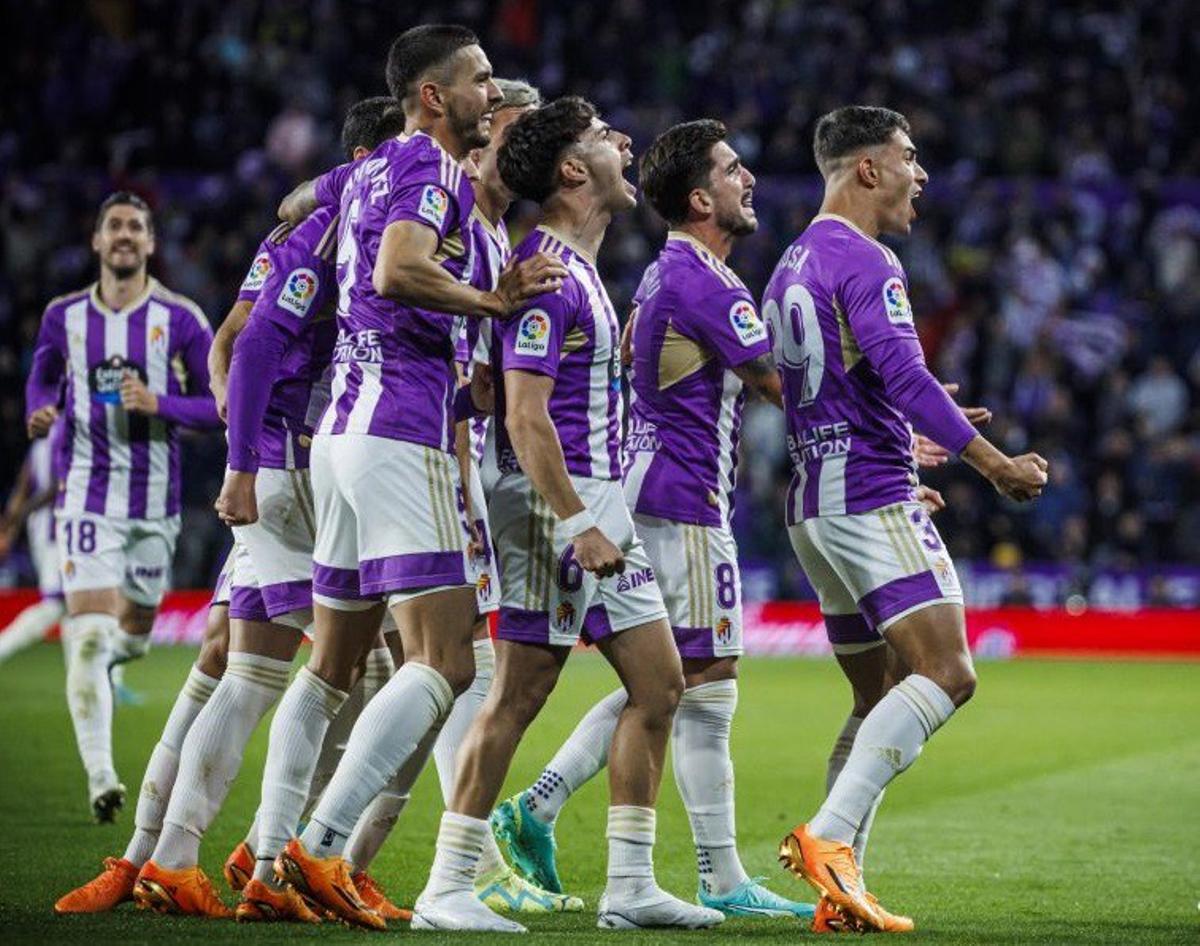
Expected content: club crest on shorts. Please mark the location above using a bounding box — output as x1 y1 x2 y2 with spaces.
515 309 551 357
418 184 449 228
554 599 576 631
476 572 492 597
728 299 767 346
277 268 319 317
882 276 913 324
714 615 733 644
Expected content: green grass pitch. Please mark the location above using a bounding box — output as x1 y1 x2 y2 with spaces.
1 644 1197 944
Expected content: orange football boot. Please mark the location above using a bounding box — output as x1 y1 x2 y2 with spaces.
54 857 138 914
235 878 323 923
273 838 385 930
132 861 233 918
779 824 882 931
810 895 860 933
353 870 412 922
866 891 914 933
223 841 255 892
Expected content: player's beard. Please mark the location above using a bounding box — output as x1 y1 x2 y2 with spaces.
105 260 143 280
449 99 491 151
716 203 756 237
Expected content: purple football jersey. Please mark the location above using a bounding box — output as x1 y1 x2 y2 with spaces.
763 214 976 523
225 207 339 472
494 227 623 481
624 233 770 528
455 210 510 463
26 279 218 520
317 132 476 453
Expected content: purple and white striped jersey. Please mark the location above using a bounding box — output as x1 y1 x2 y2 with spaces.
762 214 977 524
455 209 510 464
225 208 339 472
317 132 475 453
624 233 770 528
495 227 623 481
26 279 218 520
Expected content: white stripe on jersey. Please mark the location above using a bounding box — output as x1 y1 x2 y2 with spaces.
345 361 384 433
817 453 848 516
714 370 742 525
63 300 93 516
318 363 350 436
575 260 617 479
103 311 131 517
145 300 172 518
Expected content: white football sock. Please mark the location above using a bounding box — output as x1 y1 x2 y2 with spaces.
606 805 656 899
0 597 64 662
672 679 749 896
153 652 290 869
345 720 441 873
253 667 347 882
526 687 626 824
425 811 489 896
123 665 219 866
362 645 395 700
110 627 151 665
825 714 881 869
62 613 119 793
433 637 493 804
810 674 954 846
301 661 453 858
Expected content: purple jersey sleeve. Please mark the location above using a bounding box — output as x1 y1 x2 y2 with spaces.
226 230 331 471
237 238 276 303
386 176 463 242
501 285 578 380
680 285 771 369
154 310 221 429
315 161 354 209
840 251 976 454
26 304 66 416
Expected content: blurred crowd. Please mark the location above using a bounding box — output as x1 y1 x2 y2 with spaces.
2 0 1198 601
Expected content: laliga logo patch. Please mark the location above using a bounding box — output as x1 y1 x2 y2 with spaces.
418 184 450 228
242 253 272 292
882 276 913 324
728 299 766 346
515 309 551 357
554 599 576 631
277 268 319 317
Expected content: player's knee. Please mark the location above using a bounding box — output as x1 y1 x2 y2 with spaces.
926 663 976 707
440 658 477 697
629 667 684 723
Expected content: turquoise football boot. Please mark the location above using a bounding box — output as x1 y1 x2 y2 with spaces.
698 877 816 919
490 792 563 894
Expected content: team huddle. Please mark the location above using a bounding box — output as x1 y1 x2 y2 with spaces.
29 22 1048 935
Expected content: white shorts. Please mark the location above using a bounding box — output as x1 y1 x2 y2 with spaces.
28 510 62 598
634 514 742 659
56 512 180 607
491 473 667 648
228 467 317 626
466 459 500 616
311 433 471 603
788 500 963 653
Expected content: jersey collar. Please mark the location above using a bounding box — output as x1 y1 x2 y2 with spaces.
90 277 157 317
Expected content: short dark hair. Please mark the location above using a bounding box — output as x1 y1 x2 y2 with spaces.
340 96 406 158
95 192 153 232
813 106 910 175
638 119 728 225
385 24 480 103
498 96 598 204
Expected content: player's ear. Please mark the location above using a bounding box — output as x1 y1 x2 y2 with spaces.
560 155 588 188
856 153 880 189
91 229 103 254
351 145 370 160
688 187 713 218
418 79 445 118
